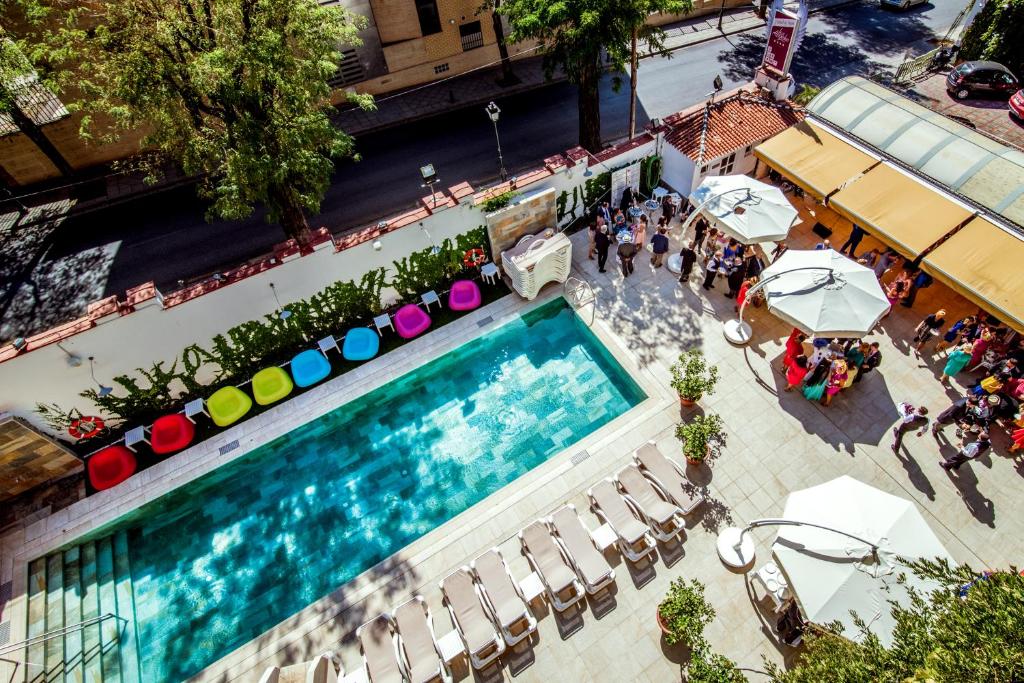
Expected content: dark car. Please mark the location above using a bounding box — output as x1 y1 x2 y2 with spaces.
946 61 1020 100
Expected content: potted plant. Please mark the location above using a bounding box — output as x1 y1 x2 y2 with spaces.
675 413 724 466
670 350 719 406
686 650 747 683
657 578 715 646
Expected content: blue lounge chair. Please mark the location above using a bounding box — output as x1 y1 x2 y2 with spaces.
343 327 380 361
290 349 332 388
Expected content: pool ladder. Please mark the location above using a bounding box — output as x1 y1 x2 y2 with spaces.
563 277 596 325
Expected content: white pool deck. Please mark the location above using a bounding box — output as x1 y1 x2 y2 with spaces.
3 200 1023 682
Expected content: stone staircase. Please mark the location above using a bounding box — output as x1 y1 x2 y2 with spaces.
24 530 141 683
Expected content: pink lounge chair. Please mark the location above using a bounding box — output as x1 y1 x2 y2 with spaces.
448 280 482 312
394 304 432 339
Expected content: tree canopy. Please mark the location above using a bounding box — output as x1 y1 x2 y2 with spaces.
7 0 372 242
498 0 690 152
959 0 1024 79
766 559 1024 683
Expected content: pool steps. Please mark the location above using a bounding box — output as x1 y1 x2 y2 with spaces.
24 530 141 683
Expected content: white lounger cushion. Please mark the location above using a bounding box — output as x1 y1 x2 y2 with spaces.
634 442 704 514
520 521 584 610
473 550 532 638
357 616 404 683
550 506 614 592
617 464 680 525
589 480 650 544
441 569 504 667
393 599 447 683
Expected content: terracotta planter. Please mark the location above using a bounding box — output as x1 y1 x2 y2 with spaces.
685 445 711 466
679 394 700 407
656 605 672 637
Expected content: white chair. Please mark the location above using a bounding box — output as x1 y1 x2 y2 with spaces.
421 290 440 312
480 262 500 286
318 335 340 356
373 313 394 336
123 426 149 453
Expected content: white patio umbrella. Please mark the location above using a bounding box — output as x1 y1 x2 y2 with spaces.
688 174 799 244
772 476 954 647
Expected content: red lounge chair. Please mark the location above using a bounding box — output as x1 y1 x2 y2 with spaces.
150 414 196 455
88 445 137 491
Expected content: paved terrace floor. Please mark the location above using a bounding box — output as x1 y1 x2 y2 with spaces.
198 189 1023 682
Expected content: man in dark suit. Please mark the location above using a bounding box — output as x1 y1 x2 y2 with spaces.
678 242 697 283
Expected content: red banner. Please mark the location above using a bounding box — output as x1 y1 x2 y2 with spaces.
762 10 798 77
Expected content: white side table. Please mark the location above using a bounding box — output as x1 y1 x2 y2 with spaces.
317 335 340 356
373 313 393 335
518 571 545 605
123 426 149 453
480 262 500 286
421 290 440 312
184 399 208 423
436 629 466 665
590 523 618 553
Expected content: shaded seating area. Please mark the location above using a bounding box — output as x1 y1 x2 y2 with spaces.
394 304 432 340
290 349 332 388
343 327 380 361
149 414 195 455
207 386 254 427
87 445 137 491
252 367 294 406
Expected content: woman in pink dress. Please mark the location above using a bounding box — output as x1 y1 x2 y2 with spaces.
822 359 848 407
968 328 992 368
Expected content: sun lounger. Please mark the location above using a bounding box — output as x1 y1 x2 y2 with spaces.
439 569 505 669
393 597 451 683
547 504 615 594
633 441 705 515
355 615 404 683
258 653 340 683
471 549 537 646
616 464 685 542
588 479 657 562
518 521 586 612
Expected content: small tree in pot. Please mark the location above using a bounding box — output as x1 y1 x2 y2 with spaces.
670 350 719 406
675 413 724 466
657 578 715 646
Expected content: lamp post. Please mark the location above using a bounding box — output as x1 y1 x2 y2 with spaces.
88 356 113 397
485 101 508 182
717 0 727 29
723 265 835 345
717 518 881 569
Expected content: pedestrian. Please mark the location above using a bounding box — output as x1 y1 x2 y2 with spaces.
723 238 740 261
856 249 879 268
873 250 898 279
632 215 648 251
736 276 756 311
679 241 697 282
613 209 627 234
771 241 788 262
935 315 976 353
617 237 637 278
885 271 911 308
599 201 611 226
931 395 973 438
912 309 946 353
853 342 882 383
783 328 807 367
822 359 849 407
940 341 973 382
802 360 831 402
845 341 869 372
594 224 613 273
891 402 929 452
619 185 635 214
702 251 723 290
968 328 993 368
725 258 745 299
702 228 719 263
587 222 597 260
901 269 933 308
783 354 809 391
1010 426 1024 453
693 216 708 250
814 239 831 250
662 193 677 223
808 337 832 369
940 431 990 471
839 224 867 257
650 227 670 267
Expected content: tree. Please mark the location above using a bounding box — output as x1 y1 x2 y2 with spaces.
12 0 373 244
765 559 1024 683
959 0 1024 79
499 0 689 152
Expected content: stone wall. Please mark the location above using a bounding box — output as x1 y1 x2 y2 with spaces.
485 188 558 265
0 414 81 502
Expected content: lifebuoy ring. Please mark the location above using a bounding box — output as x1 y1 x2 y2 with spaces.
69 416 105 440
463 248 487 268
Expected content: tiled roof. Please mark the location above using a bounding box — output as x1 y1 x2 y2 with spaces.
663 91 805 164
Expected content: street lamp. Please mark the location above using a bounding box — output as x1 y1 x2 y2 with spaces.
485 101 508 182
88 356 114 397
717 518 881 569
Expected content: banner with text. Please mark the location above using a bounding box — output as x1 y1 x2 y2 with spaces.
762 10 799 77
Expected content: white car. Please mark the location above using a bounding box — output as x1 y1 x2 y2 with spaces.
880 0 927 9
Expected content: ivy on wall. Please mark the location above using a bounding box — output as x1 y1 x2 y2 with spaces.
62 225 492 428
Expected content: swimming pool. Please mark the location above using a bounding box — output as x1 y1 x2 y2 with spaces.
43 297 644 681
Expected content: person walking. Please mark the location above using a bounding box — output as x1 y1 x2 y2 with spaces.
931 395 973 438
678 242 697 283
853 342 882 383
594 224 613 273
617 238 637 278
940 341 974 382
650 227 670 267
891 402 929 452
912 309 946 354
940 432 991 471
702 251 723 290
839 224 868 257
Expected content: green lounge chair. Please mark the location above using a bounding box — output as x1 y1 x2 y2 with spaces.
207 386 253 427
252 366 294 405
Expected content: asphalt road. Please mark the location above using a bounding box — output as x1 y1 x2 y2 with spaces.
1 0 966 338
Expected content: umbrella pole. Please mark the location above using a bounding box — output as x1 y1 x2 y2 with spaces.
723 266 835 345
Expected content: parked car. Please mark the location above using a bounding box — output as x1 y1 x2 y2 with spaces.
946 61 1020 100
880 0 927 9
1010 90 1024 121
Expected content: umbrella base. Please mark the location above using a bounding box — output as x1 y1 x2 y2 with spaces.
666 253 682 275
717 526 756 568
723 319 753 345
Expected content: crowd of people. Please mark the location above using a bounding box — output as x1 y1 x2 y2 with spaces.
586 186 674 278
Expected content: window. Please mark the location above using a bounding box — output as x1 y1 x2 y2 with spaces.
699 164 708 173
327 48 365 88
416 0 442 36
720 152 736 174
433 62 449 74
459 21 484 51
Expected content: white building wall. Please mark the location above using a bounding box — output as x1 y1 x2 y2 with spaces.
659 144 697 198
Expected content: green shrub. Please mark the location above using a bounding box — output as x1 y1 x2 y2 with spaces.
688 650 747 683
669 349 720 401
675 413 725 463
659 578 715 646
482 190 519 213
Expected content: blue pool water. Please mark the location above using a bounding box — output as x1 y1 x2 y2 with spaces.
109 298 642 681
